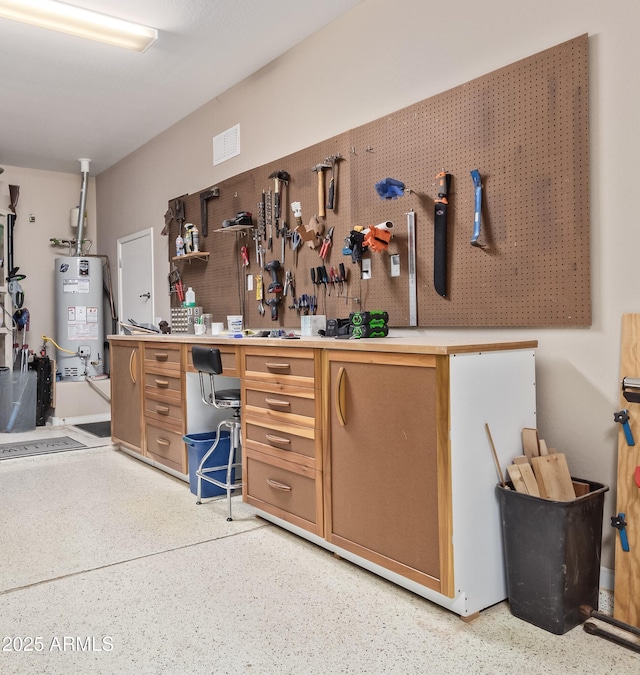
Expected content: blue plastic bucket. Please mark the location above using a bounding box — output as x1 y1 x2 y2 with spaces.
183 431 233 498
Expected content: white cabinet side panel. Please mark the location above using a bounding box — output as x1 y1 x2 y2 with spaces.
449 349 536 614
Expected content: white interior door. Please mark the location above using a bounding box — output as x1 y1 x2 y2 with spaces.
117 228 154 332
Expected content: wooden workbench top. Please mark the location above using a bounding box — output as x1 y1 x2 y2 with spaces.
108 332 537 356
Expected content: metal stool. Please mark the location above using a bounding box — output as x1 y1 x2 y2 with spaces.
192 345 242 521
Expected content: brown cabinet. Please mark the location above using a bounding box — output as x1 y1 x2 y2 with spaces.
241 346 323 535
110 340 143 453
325 351 450 595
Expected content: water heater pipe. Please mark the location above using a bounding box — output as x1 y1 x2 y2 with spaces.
75 158 91 256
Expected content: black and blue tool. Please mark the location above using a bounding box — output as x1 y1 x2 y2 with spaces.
614 409 635 446
611 513 630 552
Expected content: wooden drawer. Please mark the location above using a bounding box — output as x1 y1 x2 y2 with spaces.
144 370 182 400
144 393 183 429
244 419 317 465
144 344 182 371
245 449 320 533
145 422 186 474
244 383 317 427
243 347 317 387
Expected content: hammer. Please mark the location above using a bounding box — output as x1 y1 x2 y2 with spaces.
326 154 343 210
312 162 331 218
268 170 290 220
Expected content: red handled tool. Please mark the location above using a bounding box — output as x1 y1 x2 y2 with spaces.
319 226 334 259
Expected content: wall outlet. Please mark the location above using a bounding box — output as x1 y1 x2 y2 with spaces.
361 258 372 280
390 254 400 277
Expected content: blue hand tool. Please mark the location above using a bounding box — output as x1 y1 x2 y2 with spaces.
614 409 635 446
612 513 630 552
470 169 485 248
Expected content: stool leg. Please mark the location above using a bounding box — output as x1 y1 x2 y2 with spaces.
225 421 241 521
195 420 225 505
226 441 235 521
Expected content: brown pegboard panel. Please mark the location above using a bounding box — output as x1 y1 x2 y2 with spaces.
348 34 590 326
167 36 589 329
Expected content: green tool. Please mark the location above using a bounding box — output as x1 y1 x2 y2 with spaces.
349 310 389 326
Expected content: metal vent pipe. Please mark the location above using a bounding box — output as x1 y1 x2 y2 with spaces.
75 158 90 256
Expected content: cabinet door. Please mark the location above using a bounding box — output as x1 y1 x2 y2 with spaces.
110 341 143 452
326 351 450 594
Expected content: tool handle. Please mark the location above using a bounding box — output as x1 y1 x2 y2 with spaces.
317 171 326 218
327 178 335 210
620 526 630 552
471 169 483 246
623 420 636 446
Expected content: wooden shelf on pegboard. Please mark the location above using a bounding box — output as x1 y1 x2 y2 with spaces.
171 251 209 263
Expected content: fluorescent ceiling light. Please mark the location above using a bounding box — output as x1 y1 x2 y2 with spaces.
0 0 158 52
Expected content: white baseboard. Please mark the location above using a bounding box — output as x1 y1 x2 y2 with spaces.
49 413 111 426
600 566 614 591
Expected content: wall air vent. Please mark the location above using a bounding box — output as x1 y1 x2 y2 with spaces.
213 124 240 166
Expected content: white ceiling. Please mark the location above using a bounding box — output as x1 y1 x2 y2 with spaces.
0 0 363 175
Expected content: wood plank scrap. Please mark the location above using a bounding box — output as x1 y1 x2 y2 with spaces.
505 427 579 501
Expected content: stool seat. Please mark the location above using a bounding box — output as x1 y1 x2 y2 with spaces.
215 388 241 404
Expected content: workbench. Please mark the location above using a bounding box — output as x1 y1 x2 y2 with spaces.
108 333 537 618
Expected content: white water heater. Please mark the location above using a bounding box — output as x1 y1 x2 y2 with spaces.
54 256 105 380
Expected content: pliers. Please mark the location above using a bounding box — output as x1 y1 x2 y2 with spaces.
319 226 334 260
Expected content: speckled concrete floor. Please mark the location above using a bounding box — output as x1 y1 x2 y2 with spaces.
0 440 638 674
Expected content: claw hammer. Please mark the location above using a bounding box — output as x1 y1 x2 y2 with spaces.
312 162 331 218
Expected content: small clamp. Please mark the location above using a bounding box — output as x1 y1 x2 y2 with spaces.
614 409 635 446
240 246 250 267
319 226 334 259
611 513 630 552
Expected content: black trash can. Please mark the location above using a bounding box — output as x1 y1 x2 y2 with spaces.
496 479 608 634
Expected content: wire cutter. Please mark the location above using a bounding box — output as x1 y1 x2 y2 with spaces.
319 226 334 260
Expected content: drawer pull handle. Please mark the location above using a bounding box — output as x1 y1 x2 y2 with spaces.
155 352 169 361
265 362 291 371
156 437 170 447
265 433 291 446
265 397 291 408
129 349 138 384
336 366 347 427
267 479 292 492
156 405 170 415
155 379 169 388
